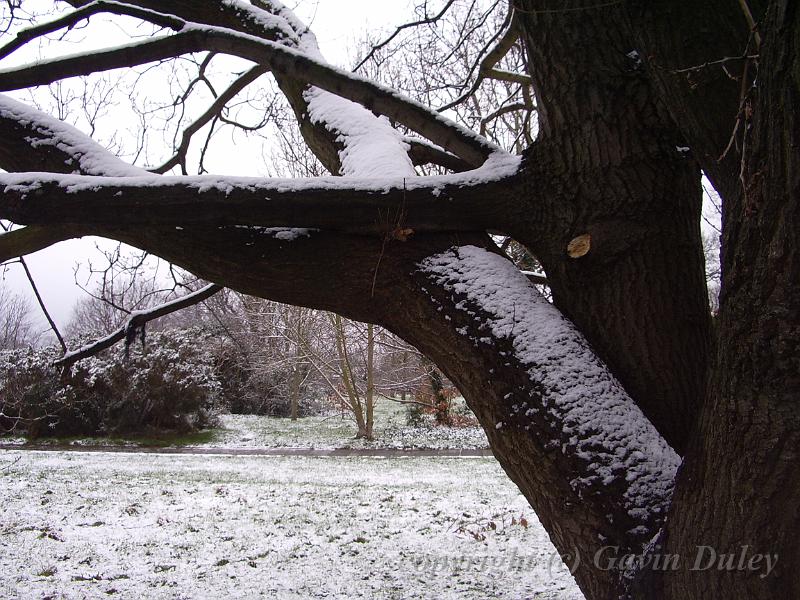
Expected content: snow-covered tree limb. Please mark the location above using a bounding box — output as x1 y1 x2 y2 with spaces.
0 20 498 167
0 94 145 176
54 282 223 369
0 161 519 234
0 1 185 62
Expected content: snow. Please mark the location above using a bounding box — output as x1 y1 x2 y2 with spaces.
0 5 501 174
304 87 416 177
0 94 145 177
0 151 518 194
261 227 317 241
246 0 418 177
0 450 583 599
207 405 489 451
220 0 299 44
418 246 680 531
0 0 521 205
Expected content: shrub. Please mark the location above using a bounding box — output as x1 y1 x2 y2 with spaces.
0 328 221 439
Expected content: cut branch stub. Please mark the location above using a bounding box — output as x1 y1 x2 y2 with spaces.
566 233 591 258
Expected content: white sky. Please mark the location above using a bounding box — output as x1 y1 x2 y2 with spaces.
1 0 415 335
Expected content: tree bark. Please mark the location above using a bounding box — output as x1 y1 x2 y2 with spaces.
4 2 798 599
632 3 800 596
513 0 711 454
73 221 674 599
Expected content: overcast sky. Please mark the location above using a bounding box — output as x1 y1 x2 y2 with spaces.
1 0 414 335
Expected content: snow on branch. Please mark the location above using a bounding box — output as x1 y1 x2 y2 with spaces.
0 94 145 176
0 0 186 62
419 246 680 538
404 137 473 172
0 23 500 167
54 283 223 369
0 153 520 234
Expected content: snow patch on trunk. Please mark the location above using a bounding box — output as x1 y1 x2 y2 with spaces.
304 87 415 177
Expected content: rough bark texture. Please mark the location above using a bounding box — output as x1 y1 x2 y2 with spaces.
513 0 710 454
633 2 800 597
73 223 667 599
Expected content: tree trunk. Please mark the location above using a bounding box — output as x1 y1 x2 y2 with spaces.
365 322 375 441
6 2 797 599
514 0 711 454
332 313 369 440
633 3 800 596
290 362 300 421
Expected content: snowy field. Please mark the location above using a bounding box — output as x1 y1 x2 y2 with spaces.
0 450 583 599
1 399 490 451
209 408 489 451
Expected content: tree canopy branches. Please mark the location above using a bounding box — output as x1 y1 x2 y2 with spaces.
0 6 500 167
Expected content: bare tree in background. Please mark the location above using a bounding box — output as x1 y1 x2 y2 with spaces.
0 285 39 349
0 2 797 599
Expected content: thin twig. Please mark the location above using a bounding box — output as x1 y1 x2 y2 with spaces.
0 222 68 352
737 0 761 49
353 0 459 71
1 456 21 472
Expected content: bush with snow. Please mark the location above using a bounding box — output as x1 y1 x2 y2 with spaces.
0 328 220 438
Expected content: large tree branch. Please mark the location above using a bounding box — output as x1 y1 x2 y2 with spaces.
59 1 463 177
0 160 520 234
0 224 87 263
0 94 143 259
0 25 499 167
80 219 676 598
405 137 473 172
0 93 145 176
0 0 185 61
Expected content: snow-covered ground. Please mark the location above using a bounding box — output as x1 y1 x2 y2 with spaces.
1 399 490 451
0 450 583 599
210 401 489 450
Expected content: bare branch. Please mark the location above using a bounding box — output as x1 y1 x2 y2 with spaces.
437 6 520 113
405 137 473 172
0 224 86 263
20 258 67 352
353 0 459 71
54 282 222 368
0 26 499 166
483 68 532 85
0 0 185 61
481 101 528 131
0 221 66 350
152 64 270 174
